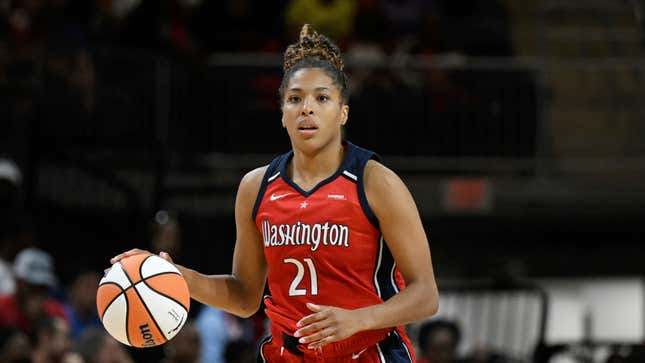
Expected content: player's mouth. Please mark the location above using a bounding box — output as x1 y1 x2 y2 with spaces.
297 120 319 137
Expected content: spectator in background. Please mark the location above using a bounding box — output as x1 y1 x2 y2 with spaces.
63 270 101 339
75 328 134 363
417 319 463 363
31 316 82 363
0 326 32 363
285 0 357 42
162 321 201 363
0 248 68 334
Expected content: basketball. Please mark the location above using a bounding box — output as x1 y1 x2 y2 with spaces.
96 253 190 348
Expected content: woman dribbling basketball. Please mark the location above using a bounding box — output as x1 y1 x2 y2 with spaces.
111 24 439 362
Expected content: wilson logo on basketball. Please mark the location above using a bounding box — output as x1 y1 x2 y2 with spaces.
139 323 156 347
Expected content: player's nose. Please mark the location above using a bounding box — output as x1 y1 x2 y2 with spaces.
301 96 315 115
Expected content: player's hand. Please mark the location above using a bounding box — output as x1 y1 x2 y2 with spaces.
294 303 364 349
107 249 174 273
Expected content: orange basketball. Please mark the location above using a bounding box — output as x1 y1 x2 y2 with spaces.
96 253 190 348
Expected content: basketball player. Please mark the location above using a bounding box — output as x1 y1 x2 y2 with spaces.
111 24 439 362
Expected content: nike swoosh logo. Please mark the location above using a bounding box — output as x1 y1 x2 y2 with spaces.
352 348 368 359
270 193 291 201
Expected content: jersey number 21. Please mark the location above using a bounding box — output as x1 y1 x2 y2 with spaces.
284 258 318 296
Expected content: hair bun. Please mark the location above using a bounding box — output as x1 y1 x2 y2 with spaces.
300 24 313 41
283 24 344 72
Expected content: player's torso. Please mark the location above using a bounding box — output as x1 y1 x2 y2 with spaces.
257 174 381 311
253 142 410 357
253 143 398 327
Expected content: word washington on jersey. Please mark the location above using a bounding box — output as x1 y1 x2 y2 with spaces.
261 219 350 251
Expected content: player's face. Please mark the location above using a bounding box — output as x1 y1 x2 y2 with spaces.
281 68 348 152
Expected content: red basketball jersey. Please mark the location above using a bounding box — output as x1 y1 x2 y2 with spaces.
253 142 410 358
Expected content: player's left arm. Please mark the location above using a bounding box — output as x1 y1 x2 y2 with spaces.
295 160 439 349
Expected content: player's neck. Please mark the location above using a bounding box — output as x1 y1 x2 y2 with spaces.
290 141 344 188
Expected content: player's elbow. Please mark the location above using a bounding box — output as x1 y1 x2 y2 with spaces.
235 305 260 318
231 296 262 318
427 291 439 316
419 281 439 318
226 276 264 318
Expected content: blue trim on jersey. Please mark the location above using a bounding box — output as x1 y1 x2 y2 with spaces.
375 238 399 301
354 150 380 228
256 335 272 363
380 331 414 363
252 156 285 221
277 142 354 197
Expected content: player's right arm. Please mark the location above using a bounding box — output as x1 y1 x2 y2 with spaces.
110 166 269 318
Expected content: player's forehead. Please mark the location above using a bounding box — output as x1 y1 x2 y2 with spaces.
285 68 338 93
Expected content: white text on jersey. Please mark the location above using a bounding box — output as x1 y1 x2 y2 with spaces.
261 220 350 251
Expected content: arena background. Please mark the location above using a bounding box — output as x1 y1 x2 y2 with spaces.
1 1 645 362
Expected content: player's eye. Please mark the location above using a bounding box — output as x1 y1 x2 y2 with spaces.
318 95 330 102
287 95 301 103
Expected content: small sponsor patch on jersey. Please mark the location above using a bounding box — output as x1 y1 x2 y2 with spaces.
327 194 346 200
343 170 358 181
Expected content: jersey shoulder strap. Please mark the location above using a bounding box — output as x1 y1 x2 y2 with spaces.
342 142 381 228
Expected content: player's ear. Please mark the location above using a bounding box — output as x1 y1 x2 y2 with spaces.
340 104 348 126
281 116 286 128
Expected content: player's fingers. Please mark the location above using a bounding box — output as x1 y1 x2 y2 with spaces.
159 251 174 263
305 302 327 312
297 311 327 328
294 320 331 338
110 248 146 264
307 334 337 349
299 327 335 345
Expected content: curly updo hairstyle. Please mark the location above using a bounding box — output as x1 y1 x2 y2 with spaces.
279 24 349 105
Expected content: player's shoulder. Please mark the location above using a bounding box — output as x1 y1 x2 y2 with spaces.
364 159 409 201
242 165 269 184
239 165 269 194
364 159 401 186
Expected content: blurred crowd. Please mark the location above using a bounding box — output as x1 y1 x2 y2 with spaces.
0 0 512 60
1 0 528 159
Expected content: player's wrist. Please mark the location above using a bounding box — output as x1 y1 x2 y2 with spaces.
355 305 377 332
175 265 196 291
